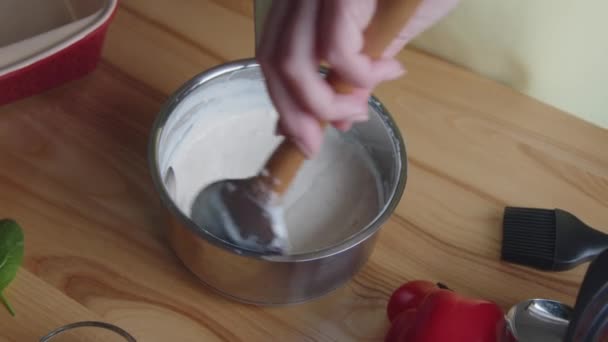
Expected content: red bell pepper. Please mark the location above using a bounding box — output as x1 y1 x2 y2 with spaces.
385 280 506 342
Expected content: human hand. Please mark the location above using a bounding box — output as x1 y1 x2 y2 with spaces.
257 0 459 157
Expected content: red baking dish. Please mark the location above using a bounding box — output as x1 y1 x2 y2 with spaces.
0 0 118 105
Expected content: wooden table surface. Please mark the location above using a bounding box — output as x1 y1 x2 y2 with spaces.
2 1 608 341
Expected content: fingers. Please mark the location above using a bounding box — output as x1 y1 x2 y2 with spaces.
258 0 326 157
273 0 369 122
257 1 292 61
263 56 324 157
259 0 446 157
319 0 405 89
262 64 323 157
270 82 324 158
258 0 372 157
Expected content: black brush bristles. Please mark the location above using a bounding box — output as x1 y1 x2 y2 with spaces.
502 206 557 270
502 206 608 271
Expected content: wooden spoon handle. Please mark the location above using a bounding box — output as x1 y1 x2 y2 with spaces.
264 0 424 195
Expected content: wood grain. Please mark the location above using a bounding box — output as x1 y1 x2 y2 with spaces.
1 1 607 341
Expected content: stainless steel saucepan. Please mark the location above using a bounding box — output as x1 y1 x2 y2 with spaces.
148 59 407 305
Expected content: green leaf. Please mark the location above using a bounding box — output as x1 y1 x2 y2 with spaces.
0 219 24 316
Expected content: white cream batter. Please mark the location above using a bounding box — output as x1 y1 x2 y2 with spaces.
162 76 382 254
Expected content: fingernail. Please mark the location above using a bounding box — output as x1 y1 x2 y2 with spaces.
373 63 407 88
352 114 369 122
396 66 407 77
334 121 353 132
388 65 407 80
337 98 368 117
292 137 314 158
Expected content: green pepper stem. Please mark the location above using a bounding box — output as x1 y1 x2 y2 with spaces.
1 292 15 316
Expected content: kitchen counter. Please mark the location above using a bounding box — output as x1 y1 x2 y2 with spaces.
1 1 607 340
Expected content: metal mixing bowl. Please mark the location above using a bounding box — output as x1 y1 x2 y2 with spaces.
148 58 407 305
